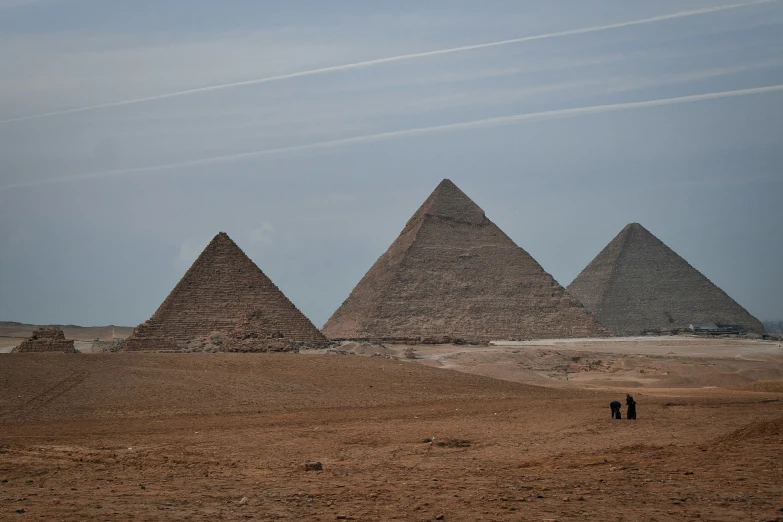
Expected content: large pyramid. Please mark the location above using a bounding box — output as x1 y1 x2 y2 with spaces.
322 179 609 342
567 223 764 336
124 232 327 351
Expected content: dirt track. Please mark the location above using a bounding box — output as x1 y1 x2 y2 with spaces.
1 351 782 521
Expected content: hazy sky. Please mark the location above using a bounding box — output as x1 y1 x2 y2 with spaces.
1 0 782 328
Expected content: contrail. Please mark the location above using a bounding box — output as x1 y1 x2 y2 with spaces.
1 0 777 125
3 84 781 191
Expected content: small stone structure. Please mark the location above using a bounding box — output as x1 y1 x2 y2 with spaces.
322 179 610 342
124 232 327 352
12 327 76 353
567 223 765 336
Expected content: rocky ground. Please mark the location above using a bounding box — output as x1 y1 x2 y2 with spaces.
0 348 781 521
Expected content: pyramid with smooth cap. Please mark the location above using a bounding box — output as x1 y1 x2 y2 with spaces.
567 223 764 336
124 232 327 351
322 179 609 342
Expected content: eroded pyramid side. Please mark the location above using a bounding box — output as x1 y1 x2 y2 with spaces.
125 232 327 351
567 223 764 336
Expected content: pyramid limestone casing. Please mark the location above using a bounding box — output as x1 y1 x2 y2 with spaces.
124 232 327 351
322 179 609 342
567 223 764 336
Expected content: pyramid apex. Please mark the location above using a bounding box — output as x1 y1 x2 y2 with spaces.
416 179 486 225
211 231 239 245
621 223 658 242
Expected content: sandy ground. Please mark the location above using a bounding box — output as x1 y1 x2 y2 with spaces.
0 347 782 521
493 336 782 357
325 337 783 390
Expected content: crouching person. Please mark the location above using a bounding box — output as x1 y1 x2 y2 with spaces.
610 400 622 419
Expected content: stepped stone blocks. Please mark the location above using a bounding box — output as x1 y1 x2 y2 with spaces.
124 232 327 351
567 223 764 336
221 309 302 352
322 179 610 342
12 327 76 353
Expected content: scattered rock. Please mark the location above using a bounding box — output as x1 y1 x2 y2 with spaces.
299 461 323 472
91 338 125 353
433 438 471 448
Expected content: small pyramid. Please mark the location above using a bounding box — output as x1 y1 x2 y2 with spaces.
567 223 764 336
124 232 327 351
322 179 609 342
12 327 76 353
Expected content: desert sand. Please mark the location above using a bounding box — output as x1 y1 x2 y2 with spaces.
341 336 783 389
1 337 782 521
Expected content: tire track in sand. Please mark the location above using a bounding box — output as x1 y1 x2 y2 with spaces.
1 370 89 423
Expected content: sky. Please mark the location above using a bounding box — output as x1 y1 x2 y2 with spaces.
1 0 782 328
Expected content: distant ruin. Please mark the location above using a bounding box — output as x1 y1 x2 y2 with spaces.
12 327 76 353
322 179 610 342
567 223 765 336
124 232 328 352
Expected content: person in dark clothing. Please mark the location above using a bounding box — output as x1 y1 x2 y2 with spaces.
610 400 622 419
626 394 637 420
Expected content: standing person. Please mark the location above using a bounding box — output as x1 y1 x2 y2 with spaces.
626 394 637 420
610 400 622 419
